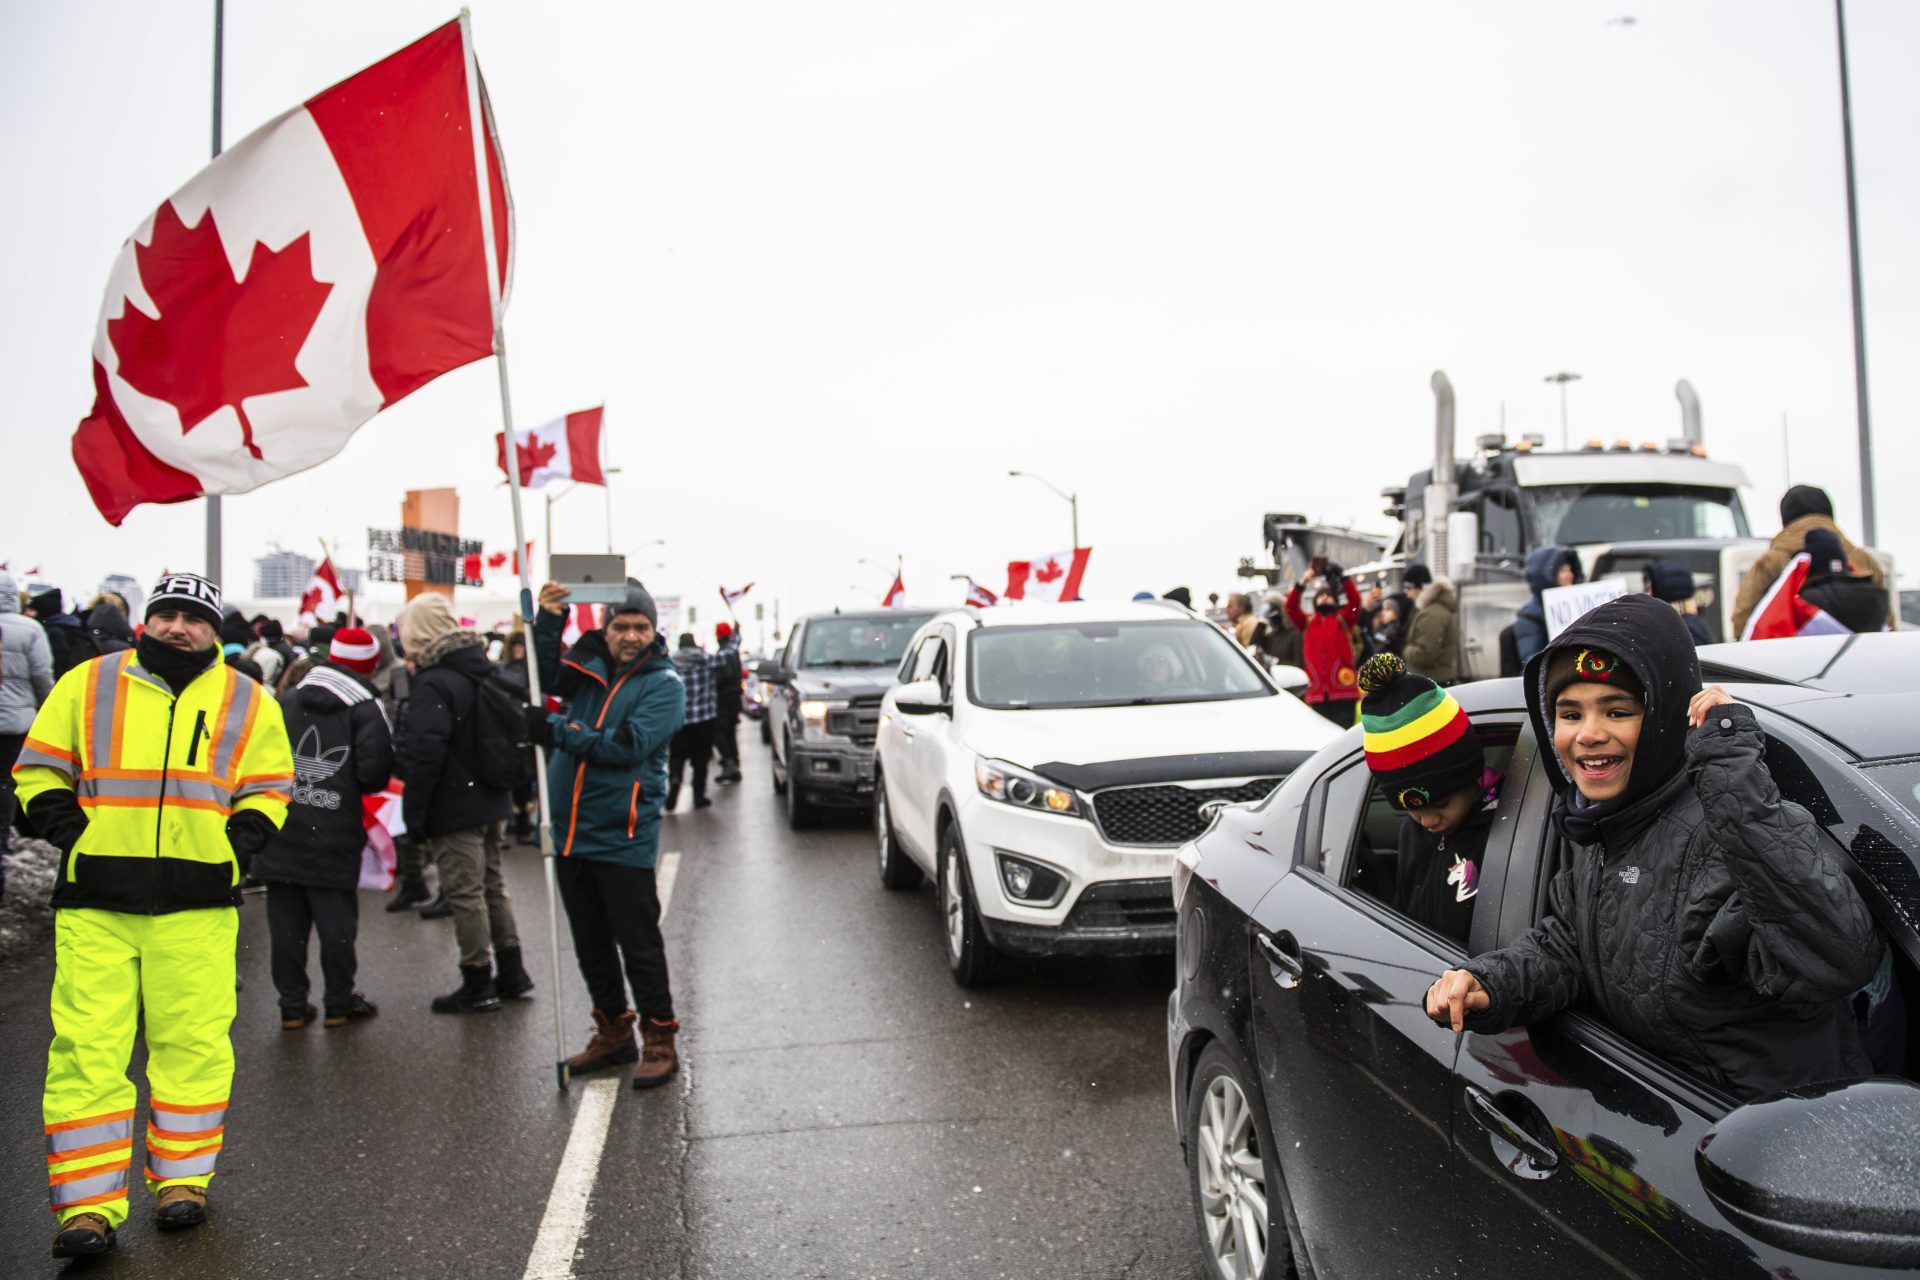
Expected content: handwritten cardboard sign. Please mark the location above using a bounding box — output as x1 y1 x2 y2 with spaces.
1542 576 1632 640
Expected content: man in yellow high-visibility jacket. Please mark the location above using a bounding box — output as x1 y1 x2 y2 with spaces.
14 573 292 1259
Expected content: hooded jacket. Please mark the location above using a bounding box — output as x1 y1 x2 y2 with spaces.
1400 578 1458 685
1282 576 1363 704
1512 545 1583 666
0 571 54 735
1643 562 1714 646
252 665 394 890
1731 515 1889 637
83 599 135 658
1462 593 1881 1100
394 630 513 837
534 611 686 867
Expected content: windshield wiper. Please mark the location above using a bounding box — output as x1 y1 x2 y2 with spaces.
805 659 894 668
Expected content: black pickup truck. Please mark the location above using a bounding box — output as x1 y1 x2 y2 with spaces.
760 609 937 828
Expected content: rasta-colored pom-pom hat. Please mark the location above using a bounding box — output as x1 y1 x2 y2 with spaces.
1357 654 1484 810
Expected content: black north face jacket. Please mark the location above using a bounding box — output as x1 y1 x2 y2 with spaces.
252 666 394 892
1463 594 1881 1100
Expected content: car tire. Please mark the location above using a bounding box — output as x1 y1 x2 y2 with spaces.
785 753 817 830
874 772 922 890
938 821 998 987
770 735 788 796
1185 1041 1299 1280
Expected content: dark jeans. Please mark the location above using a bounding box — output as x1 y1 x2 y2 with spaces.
669 719 715 802
1311 699 1356 728
266 882 360 1012
714 706 741 775
555 857 673 1022
0 732 20 895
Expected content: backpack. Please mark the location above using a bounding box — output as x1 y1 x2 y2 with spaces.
466 670 537 791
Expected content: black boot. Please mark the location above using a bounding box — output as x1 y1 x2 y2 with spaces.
384 878 429 912
431 965 502 1014
417 892 453 919
493 947 535 999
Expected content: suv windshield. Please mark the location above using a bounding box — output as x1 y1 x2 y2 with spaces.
1524 484 1747 545
798 614 934 668
968 619 1274 710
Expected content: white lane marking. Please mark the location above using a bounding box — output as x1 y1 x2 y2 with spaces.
657 851 681 919
521 1077 622 1280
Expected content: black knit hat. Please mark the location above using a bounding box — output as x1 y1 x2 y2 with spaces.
1544 644 1646 710
1401 562 1433 589
608 578 657 627
27 586 62 616
147 572 223 630
1357 654 1484 810
1802 527 1849 577
1780 484 1834 525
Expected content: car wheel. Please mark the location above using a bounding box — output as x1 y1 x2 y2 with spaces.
770 734 788 796
938 822 997 986
1186 1041 1295 1280
875 773 922 890
785 753 816 830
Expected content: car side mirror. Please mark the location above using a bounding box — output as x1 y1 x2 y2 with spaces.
753 660 785 683
1695 1077 1920 1268
1269 663 1309 694
894 678 950 716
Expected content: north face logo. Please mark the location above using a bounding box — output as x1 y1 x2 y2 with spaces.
1619 867 1641 885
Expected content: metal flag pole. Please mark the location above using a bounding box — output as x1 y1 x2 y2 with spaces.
459 11 571 1091
206 0 225 582
1834 0 1876 545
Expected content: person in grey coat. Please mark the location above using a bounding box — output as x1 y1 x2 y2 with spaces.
0 569 55 872
1425 593 1881 1100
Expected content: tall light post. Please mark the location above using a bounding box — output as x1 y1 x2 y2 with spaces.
1008 470 1079 548
1834 0 1876 544
1543 372 1582 451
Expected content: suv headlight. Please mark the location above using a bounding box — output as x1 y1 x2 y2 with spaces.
975 757 1083 818
799 699 849 740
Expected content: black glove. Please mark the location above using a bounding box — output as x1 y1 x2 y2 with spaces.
25 791 88 857
524 703 554 749
225 810 278 875
1324 563 1344 583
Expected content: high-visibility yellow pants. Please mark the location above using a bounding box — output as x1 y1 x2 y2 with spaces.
44 907 237 1228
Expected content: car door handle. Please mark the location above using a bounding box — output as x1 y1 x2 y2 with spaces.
1463 1086 1560 1174
1257 931 1304 989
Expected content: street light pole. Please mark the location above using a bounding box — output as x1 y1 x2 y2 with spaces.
1543 372 1582 451
1834 0 1876 544
205 0 224 583
1008 470 1079 548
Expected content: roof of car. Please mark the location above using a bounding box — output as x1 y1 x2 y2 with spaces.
931 600 1204 629
797 608 941 624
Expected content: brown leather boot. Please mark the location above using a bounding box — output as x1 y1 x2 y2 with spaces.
633 1017 679 1089
566 1009 638 1074
51 1212 115 1258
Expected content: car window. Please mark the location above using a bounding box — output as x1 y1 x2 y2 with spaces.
799 614 935 668
1342 725 1519 948
897 638 924 684
1310 762 1371 877
913 636 948 688
781 627 800 671
967 618 1272 710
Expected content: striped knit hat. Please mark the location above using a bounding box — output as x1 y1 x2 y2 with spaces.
1358 654 1483 811
328 627 380 676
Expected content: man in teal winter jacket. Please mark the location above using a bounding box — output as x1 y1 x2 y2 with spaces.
531 579 687 1087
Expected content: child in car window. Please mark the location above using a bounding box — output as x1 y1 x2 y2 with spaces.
1357 655 1499 945
1425 594 1882 1101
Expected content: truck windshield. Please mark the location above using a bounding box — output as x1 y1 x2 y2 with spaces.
968 620 1274 710
799 615 934 668
1524 484 1747 546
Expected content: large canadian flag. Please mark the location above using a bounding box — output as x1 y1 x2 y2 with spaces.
73 20 512 526
298 555 344 624
1004 548 1091 603
495 408 606 488
1739 553 1853 640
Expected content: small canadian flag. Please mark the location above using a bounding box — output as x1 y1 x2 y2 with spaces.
882 574 906 608
73 19 512 526
961 577 998 609
299 555 344 623
495 407 606 489
1004 548 1090 604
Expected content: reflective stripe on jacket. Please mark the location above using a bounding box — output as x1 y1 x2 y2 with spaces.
13 651 293 913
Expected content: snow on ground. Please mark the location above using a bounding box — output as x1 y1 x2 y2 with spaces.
0 836 57 968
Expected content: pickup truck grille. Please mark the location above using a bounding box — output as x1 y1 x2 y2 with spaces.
1090 777 1282 847
825 697 884 744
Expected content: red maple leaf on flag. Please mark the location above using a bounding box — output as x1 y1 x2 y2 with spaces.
486 551 509 570
1034 558 1064 584
107 201 333 461
511 432 557 483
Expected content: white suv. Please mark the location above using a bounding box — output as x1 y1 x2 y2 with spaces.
873 601 1338 984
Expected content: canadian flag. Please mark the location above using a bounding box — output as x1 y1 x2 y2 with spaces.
882 574 906 608
299 555 344 624
962 577 998 609
73 20 512 526
720 582 753 616
495 407 606 489
1004 548 1091 604
1739 553 1853 640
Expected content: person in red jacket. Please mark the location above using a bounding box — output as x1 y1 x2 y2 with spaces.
1284 563 1363 726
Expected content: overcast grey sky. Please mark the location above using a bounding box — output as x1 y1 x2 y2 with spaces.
3 1 1916 635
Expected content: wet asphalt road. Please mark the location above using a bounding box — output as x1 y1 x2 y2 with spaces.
0 733 1204 1279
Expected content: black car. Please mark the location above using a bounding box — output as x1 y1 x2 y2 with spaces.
761 609 937 828
1168 632 1920 1279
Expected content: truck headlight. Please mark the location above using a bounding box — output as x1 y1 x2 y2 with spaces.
800 699 849 740
974 758 1083 818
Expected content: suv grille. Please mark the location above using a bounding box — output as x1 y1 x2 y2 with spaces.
825 697 884 744
1090 778 1281 847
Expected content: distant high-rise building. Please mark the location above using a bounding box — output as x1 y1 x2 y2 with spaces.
254 551 314 599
